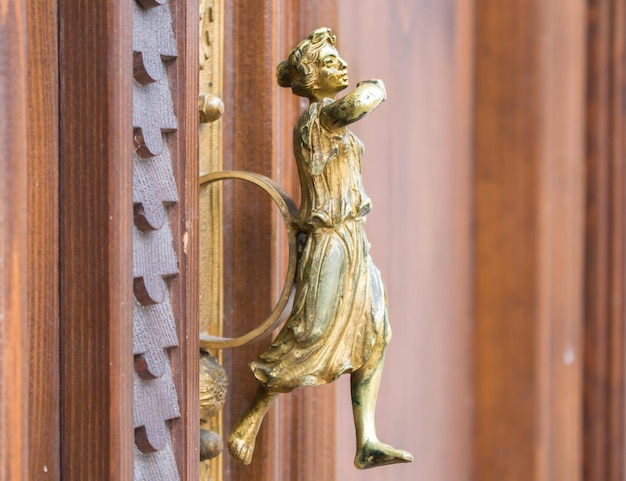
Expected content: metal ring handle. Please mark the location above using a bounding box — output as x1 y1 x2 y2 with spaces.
198 170 299 349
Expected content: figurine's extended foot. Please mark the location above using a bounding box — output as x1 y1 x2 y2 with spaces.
354 440 413 470
227 420 258 465
227 387 279 465
228 435 254 465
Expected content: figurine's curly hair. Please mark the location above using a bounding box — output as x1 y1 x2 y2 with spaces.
276 28 337 98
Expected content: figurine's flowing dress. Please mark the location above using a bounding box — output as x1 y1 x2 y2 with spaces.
250 98 390 393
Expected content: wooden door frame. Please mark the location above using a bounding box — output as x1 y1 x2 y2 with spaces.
0 2 29 479
2 1 340 479
221 3 339 481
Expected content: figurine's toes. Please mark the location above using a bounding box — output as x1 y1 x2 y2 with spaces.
227 434 255 465
354 441 413 470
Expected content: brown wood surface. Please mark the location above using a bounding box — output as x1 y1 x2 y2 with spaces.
169 0 200 479
473 11 541 476
221 2 281 480
336 2 474 480
26 0 60 478
473 1 585 481
221 2 338 481
58 1 134 479
132 2 186 478
9 2 623 481
606 4 626 478
584 1 626 480
584 2 612 480
584 1 610 478
274 4 338 481
0 1 28 479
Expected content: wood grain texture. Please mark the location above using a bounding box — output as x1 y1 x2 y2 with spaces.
220 2 339 481
473 1 585 480
58 1 134 479
133 64 178 159
606 5 626 479
167 0 200 479
132 222 179 306
0 1 28 480
131 1 193 478
133 143 178 232
584 1 626 480
26 0 60 478
474 2 541 477
336 2 474 480
132 0 177 85
133 293 179 381
583 2 612 479
221 1 279 479
134 360 181 453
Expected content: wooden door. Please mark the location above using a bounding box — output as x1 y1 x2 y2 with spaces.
2 1 626 481
335 1 626 481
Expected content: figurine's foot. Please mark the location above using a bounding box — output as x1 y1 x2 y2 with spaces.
354 440 413 469
228 435 254 465
227 418 259 465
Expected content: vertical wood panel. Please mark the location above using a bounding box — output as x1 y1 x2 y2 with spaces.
274 4 338 481
26 0 60 478
473 1 586 480
169 0 200 479
592 0 626 481
584 2 613 480
474 9 541 475
0 1 28 479
337 1 474 480
607 6 626 479
537 4 586 480
221 1 280 479
58 2 133 479
222 3 339 481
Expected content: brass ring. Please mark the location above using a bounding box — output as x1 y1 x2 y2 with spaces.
198 170 299 349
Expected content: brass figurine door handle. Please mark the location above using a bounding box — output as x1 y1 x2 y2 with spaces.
200 28 413 471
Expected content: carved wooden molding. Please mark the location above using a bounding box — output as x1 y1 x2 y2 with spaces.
132 0 182 478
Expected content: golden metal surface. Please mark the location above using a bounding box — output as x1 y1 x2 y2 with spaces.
198 0 224 478
198 171 299 349
198 93 224 124
199 351 227 461
225 28 413 470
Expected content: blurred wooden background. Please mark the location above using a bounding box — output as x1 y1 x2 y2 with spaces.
332 1 625 481
335 1 473 480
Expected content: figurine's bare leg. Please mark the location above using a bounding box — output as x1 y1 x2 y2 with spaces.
228 386 279 465
351 326 413 469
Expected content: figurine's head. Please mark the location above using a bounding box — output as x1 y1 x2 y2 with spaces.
277 28 349 101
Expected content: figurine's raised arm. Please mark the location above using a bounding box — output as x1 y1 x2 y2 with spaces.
320 79 386 131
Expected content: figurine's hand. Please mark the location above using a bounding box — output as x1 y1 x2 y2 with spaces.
356 79 386 100
322 79 387 129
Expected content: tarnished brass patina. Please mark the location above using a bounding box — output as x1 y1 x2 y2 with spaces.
199 351 228 461
223 28 413 470
198 0 225 478
198 93 224 124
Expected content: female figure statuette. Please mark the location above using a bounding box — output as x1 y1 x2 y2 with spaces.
228 28 413 470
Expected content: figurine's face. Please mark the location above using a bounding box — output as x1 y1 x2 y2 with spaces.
312 45 348 99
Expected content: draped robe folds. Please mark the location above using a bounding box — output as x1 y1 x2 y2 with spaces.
250 98 391 393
